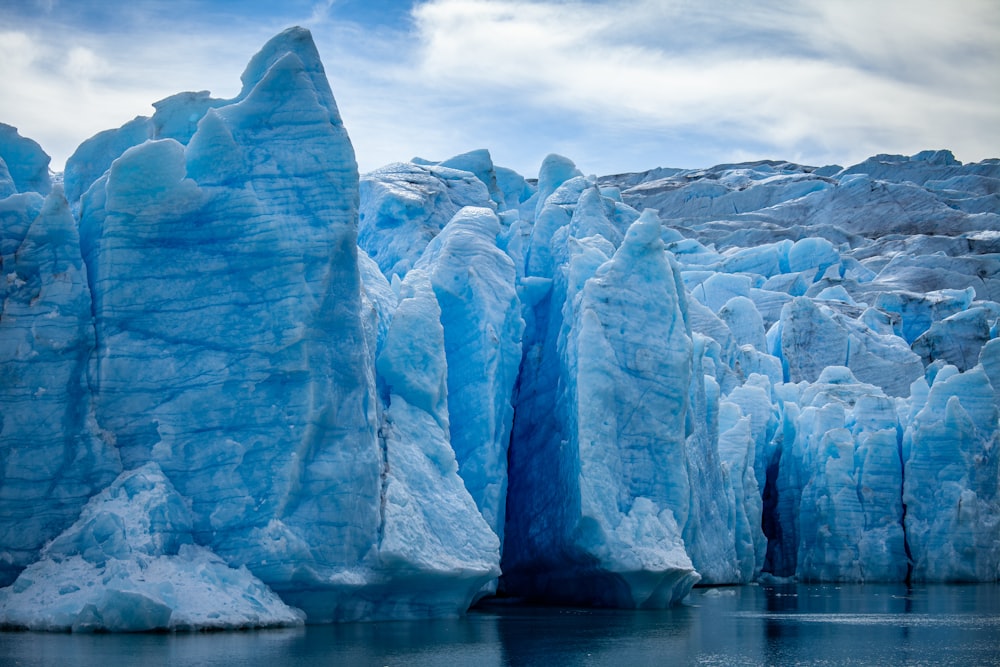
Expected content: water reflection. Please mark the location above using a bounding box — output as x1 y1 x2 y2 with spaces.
492 604 695 665
0 584 997 666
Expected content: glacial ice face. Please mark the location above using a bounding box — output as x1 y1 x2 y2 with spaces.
903 357 1000 582
76 32 386 611
0 186 120 586
63 117 152 206
438 149 508 210
775 296 923 397
1 27 503 628
717 399 766 580
2 23 1000 631
912 306 994 371
570 212 695 596
413 206 524 541
372 269 501 618
604 152 998 584
766 368 908 581
503 199 701 606
684 336 750 585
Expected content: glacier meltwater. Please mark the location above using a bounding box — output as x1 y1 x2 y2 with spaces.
0 27 998 631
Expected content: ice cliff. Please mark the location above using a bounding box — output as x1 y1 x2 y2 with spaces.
2 27 498 629
1 27 998 630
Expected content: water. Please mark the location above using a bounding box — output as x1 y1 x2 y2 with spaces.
2 583 998 666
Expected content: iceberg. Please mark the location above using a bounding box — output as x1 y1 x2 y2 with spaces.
1 25 998 630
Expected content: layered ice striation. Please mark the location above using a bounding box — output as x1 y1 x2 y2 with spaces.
413 206 524 545
0 128 120 587
1 26 999 630
2 27 500 628
765 367 908 581
504 206 700 607
74 29 393 620
903 350 1000 582
371 268 501 618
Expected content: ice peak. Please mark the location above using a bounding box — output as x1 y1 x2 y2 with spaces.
535 153 583 217
236 26 341 122
621 208 664 253
0 122 51 196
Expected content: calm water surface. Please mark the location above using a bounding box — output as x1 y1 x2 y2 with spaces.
2 584 998 666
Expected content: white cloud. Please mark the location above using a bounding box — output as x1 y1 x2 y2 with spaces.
407 0 1000 170
0 5 425 172
309 0 336 24
0 0 997 177
62 46 110 83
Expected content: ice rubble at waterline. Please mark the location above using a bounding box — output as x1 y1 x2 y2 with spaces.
0 27 998 631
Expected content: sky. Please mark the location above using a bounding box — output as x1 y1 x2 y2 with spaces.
1 0 998 178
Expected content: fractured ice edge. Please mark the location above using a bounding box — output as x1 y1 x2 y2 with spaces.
0 27 998 631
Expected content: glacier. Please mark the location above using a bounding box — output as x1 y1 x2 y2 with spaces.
1 27 998 630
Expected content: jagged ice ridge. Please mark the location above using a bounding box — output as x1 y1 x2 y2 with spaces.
0 27 997 631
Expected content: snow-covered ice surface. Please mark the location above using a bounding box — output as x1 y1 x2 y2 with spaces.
0 27 998 630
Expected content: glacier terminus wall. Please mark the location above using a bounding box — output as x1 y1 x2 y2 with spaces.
0 27 998 631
